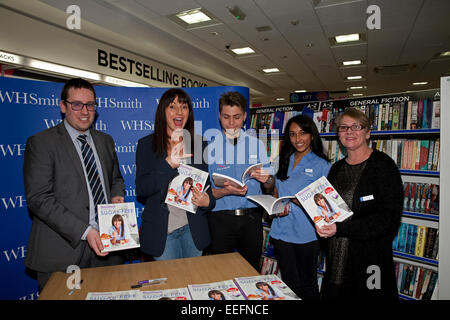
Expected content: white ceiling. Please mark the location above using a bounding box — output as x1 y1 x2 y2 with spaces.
2 0 450 105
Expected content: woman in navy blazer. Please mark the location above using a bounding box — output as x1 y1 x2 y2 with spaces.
136 88 215 260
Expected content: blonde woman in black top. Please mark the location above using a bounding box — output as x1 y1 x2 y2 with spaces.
316 108 403 300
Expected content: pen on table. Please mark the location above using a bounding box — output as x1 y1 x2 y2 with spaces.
68 280 83 295
130 277 167 289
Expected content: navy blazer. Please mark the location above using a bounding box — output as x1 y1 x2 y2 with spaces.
135 134 215 257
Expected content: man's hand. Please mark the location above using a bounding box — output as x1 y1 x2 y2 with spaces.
212 181 248 199
86 228 109 256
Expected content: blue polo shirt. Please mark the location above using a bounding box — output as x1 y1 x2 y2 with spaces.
269 151 331 244
208 130 270 211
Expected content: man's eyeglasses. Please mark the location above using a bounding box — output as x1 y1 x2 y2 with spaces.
65 100 97 112
337 124 365 132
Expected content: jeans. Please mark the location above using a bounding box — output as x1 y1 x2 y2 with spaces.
154 224 202 261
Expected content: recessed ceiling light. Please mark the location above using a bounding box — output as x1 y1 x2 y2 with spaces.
176 8 211 24
346 75 363 80
231 47 255 55
335 33 360 43
412 81 428 85
263 68 280 73
343 60 362 66
440 51 450 57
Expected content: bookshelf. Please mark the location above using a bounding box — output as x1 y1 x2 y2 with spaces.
251 87 443 299
439 76 450 299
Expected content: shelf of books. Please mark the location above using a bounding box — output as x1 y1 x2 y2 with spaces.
251 88 442 300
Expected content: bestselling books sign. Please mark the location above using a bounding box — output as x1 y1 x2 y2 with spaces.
0 77 249 300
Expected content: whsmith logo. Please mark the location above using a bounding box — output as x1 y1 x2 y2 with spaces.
0 144 25 157
3 245 26 262
0 90 143 110
0 90 59 106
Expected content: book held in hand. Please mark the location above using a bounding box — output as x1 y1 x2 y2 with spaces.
247 195 295 215
165 163 209 214
212 163 264 188
97 202 140 252
295 176 353 228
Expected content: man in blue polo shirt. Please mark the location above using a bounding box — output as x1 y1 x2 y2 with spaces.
206 91 271 270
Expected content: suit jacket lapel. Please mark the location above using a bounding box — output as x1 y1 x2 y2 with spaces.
56 123 88 191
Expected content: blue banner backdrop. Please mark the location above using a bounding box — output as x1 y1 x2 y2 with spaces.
0 77 249 300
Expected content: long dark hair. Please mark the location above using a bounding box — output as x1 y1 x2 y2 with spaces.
152 88 195 156
276 114 328 181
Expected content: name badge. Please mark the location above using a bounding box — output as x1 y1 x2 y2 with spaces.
305 168 313 173
360 195 374 202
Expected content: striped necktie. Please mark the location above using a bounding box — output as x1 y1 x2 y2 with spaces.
77 134 105 221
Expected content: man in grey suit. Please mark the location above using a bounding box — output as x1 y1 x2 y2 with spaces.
23 78 125 291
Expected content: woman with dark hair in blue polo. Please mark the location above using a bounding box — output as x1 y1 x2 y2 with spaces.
264 114 330 301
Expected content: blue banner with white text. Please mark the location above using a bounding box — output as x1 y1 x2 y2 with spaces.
0 77 249 300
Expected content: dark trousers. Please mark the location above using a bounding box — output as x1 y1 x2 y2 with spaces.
207 210 263 271
270 237 320 301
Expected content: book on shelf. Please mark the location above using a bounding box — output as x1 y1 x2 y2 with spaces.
394 262 438 300
431 101 440 129
393 222 438 259
187 280 245 300
97 202 140 252
403 182 439 215
260 256 280 276
212 163 264 188
368 139 440 172
295 176 353 228
234 274 300 300
165 163 209 214
141 287 191 300
247 195 295 215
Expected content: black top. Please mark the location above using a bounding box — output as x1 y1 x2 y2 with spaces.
135 134 215 257
322 149 403 300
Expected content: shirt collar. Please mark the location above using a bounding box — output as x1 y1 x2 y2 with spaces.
64 119 91 142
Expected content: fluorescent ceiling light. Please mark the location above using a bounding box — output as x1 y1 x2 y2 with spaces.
346 75 363 80
294 90 306 93
412 81 428 85
276 98 285 101
231 47 255 55
440 51 450 57
263 67 280 73
349 86 364 90
335 33 360 43
29 60 100 81
176 9 211 24
352 93 363 97
343 60 362 66
104 76 149 87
